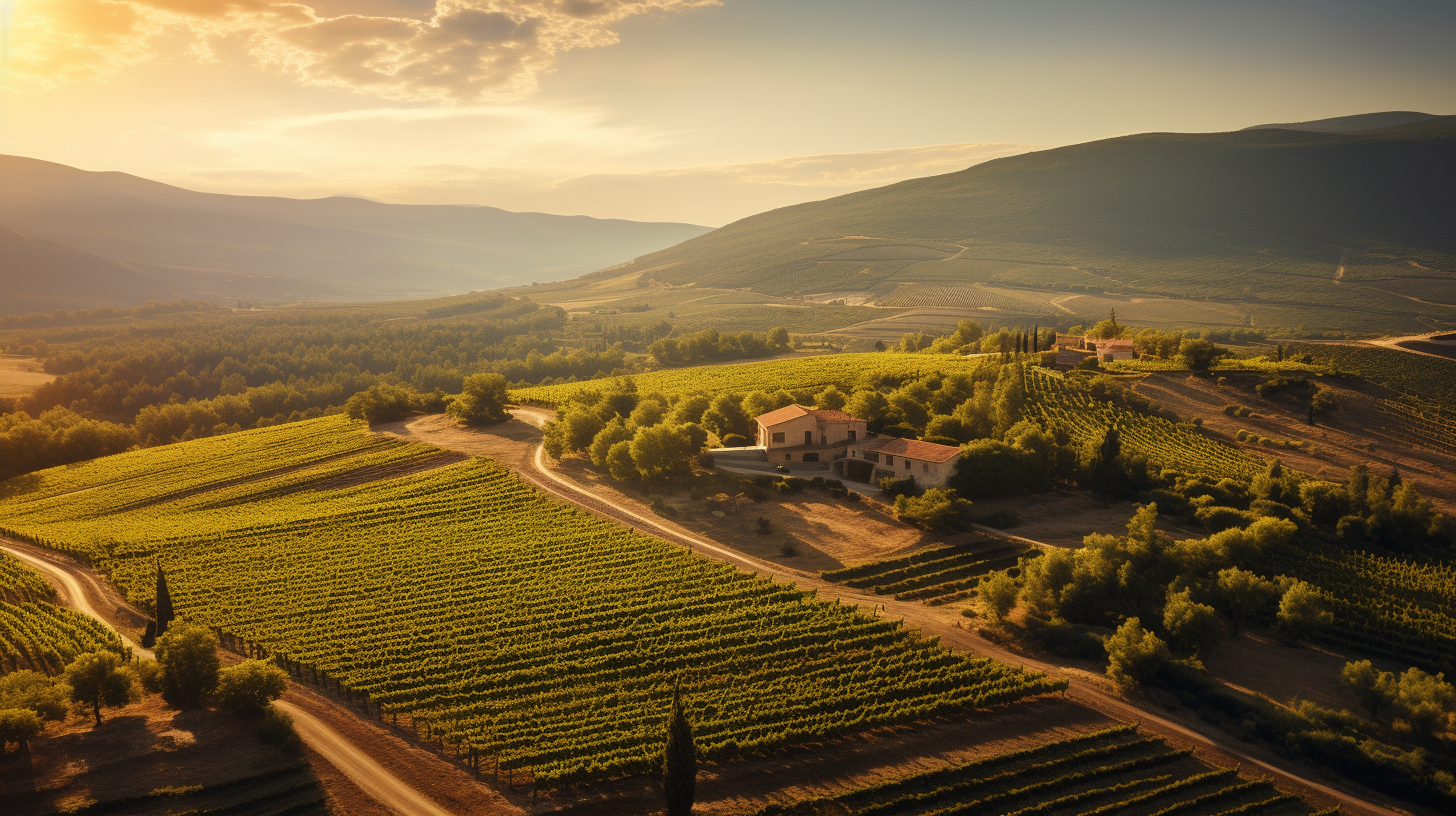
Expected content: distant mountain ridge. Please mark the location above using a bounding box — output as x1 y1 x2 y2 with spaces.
605 115 1456 334
1242 111 1438 132
0 155 710 315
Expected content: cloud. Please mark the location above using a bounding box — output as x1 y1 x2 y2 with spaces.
5 0 718 100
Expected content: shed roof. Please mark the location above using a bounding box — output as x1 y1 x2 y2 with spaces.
851 435 962 463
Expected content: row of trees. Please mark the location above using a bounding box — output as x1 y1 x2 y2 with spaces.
648 327 790 366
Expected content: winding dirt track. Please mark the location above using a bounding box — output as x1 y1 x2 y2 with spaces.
506 409 1415 816
0 541 459 816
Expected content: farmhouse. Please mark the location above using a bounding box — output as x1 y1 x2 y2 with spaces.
1093 338 1136 361
754 404 866 462
839 436 962 488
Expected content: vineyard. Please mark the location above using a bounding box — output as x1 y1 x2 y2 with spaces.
877 285 1053 314
1 550 123 673
1 548 54 602
0 416 1063 785
511 352 998 406
822 539 1036 607
1025 368 1266 478
1288 343 1456 454
1255 540 1456 676
755 723 1317 816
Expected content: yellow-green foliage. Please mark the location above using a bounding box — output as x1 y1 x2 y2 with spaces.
0 415 1060 784
514 352 1001 406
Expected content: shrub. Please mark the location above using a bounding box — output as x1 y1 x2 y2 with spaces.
977 571 1019 623
155 622 221 709
0 670 70 721
720 433 749 448
893 488 972 532
216 660 290 716
0 708 43 752
447 373 511 425
257 706 300 748
1277 581 1333 641
1162 589 1224 656
344 383 422 424
878 475 917 498
1195 505 1258 532
1105 618 1172 691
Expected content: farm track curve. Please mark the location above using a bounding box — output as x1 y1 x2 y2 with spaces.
0 539 480 816
502 407 1421 816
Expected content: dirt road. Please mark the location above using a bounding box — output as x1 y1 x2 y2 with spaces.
1 540 465 816
505 408 1416 816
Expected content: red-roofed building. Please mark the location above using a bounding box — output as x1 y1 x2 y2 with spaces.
754 404 867 462
840 436 962 488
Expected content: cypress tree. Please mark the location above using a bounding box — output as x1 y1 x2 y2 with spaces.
155 563 175 638
663 681 696 816
1308 404 1315 426
1033 325 1040 353
141 620 157 649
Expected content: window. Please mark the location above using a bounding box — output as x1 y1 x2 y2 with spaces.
922 462 930 473
784 453 792 461
904 459 911 469
803 452 820 463
885 455 894 466
771 432 785 443
848 429 857 442
804 430 813 445
863 451 880 463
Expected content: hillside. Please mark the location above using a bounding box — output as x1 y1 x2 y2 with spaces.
610 116 1456 335
0 155 710 311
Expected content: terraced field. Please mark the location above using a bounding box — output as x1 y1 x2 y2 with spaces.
754 724 1318 816
823 538 1036 607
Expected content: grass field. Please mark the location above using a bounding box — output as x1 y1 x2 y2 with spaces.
0 416 1062 785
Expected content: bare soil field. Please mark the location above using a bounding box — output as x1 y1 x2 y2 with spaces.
1 695 327 816
1133 371 1456 512
969 492 1201 548
1202 632 1367 712
0 354 53 397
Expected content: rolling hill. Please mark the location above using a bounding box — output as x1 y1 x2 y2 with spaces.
605 115 1456 335
0 155 710 313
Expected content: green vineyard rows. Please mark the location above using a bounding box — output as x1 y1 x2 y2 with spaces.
1288 344 1456 454
511 352 999 405
0 416 1063 785
1 549 123 673
755 723 1313 816
1255 540 1456 675
1025 368 1265 478
822 539 1036 606
1 548 55 602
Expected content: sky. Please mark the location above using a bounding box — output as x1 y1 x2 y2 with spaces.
1 0 1454 226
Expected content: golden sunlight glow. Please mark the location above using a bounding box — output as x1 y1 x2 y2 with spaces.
6 0 719 100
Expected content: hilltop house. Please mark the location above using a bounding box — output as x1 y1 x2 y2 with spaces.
755 405 866 463
839 437 962 488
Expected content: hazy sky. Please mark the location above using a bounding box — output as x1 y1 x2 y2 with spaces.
2 0 1453 225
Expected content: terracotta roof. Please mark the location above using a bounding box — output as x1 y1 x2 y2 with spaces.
851 435 962 463
806 408 859 423
755 404 862 426
754 404 810 426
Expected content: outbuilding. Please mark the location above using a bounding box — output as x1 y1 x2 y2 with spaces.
839 436 962 488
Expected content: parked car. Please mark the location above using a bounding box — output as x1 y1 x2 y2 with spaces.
774 464 792 474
